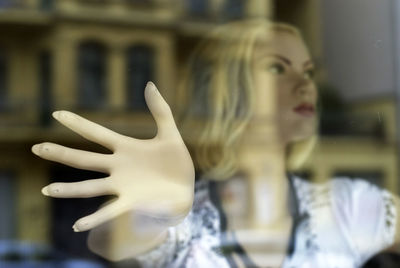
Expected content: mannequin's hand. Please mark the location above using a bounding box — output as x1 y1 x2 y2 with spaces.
32 82 195 232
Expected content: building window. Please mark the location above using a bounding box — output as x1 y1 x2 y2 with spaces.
40 0 54 10
0 0 19 8
0 171 15 239
224 0 244 20
0 50 7 111
187 0 208 17
78 41 107 109
39 51 52 126
126 45 154 110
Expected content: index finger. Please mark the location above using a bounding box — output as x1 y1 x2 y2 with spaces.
52 110 126 151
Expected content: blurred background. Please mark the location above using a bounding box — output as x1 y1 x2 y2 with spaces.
0 0 400 267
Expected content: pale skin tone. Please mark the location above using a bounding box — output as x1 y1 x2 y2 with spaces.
32 82 195 260
231 31 318 266
253 32 317 144
32 31 400 264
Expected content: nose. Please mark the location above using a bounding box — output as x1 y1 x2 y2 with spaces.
295 79 316 99
298 84 312 95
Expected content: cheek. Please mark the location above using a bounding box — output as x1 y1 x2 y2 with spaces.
252 74 281 117
277 84 295 114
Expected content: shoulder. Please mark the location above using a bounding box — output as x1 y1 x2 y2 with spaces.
329 177 391 203
293 176 397 263
332 177 397 260
295 176 396 235
309 177 396 259
328 177 396 234
292 176 394 215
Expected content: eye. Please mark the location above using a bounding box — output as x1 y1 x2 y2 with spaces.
304 68 315 79
267 63 285 75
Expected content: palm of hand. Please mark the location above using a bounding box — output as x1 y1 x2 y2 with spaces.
114 137 194 218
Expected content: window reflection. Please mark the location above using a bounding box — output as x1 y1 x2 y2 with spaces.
39 51 52 126
0 0 399 267
78 42 107 110
0 171 15 240
223 0 244 20
0 50 7 111
187 0 208 17
126 45 154 111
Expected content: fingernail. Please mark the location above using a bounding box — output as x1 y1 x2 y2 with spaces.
52 111 61 119
147 81 155 88
32 143 50 154
32 145 40 155
147 81 157 92
72 224 80 232
41 186 50 196
53 111 74 121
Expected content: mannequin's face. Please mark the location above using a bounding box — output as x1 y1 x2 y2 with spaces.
252 31 318 144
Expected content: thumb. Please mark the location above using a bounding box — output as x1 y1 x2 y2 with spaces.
144 82 179 140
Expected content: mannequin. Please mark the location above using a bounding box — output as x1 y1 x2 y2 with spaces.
32 20 400 267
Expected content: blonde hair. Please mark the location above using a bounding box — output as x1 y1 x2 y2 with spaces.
176 19 317 180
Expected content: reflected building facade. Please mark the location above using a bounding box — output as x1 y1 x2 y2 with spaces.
0 0 398 259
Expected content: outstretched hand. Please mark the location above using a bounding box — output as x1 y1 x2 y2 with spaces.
32 82 195 232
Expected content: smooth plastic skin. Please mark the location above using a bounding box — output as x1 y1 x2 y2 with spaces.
31 82 195 259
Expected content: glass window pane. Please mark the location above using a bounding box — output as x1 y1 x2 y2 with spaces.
39 51 52 126
0 50 7 111
126 45 154 111
0 171 15 239
78 42 107 109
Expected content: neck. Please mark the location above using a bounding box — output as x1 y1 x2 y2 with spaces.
239 143 291 230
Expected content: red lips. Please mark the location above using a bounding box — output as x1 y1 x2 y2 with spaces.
293 103 315 117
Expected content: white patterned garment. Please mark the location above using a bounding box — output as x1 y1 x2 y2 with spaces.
282 177 397 268
136 176 397 268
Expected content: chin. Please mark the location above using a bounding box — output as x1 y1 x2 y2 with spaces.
287 124 316 142
280 114 317 142
291 133 315 142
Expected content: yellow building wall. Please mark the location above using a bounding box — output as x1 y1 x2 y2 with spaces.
0 0 399 244
0 145 50 243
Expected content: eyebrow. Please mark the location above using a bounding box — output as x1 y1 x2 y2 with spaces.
262 54 314 67
267 54 292 65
